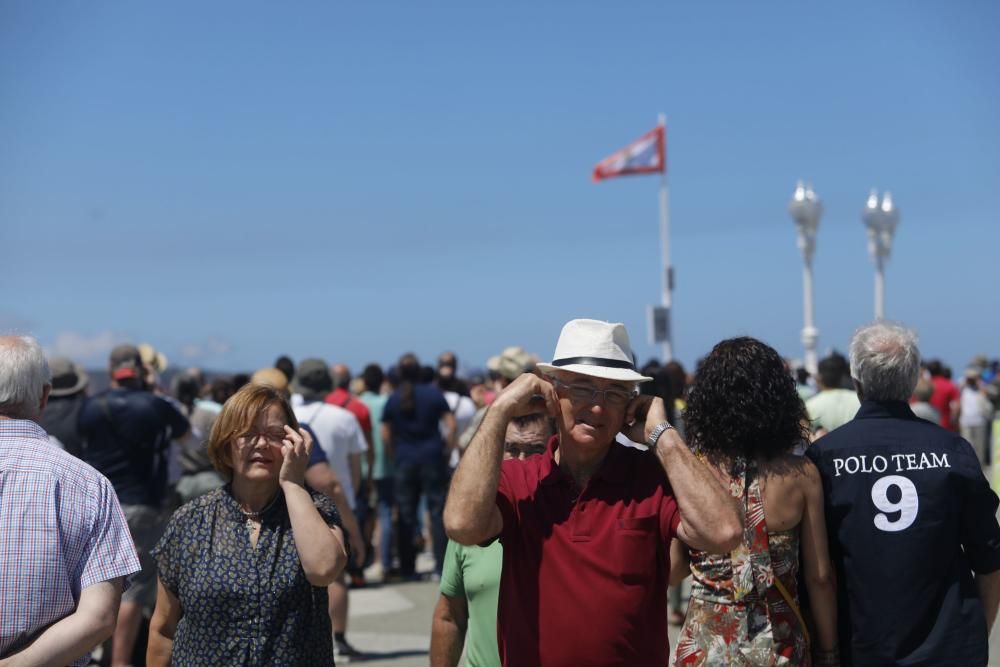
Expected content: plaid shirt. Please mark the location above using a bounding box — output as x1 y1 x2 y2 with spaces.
0 419 141 665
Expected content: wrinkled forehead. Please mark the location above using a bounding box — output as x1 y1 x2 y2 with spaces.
505 418 554 445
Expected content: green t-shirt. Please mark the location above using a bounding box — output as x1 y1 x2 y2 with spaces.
360 391 391 480
439 539 502 667
806 388 860 433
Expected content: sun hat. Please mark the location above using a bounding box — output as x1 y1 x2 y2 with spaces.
487 346 536 382
290 358 333 400
138 343 168 373
48 357 89 397
536 319 652 383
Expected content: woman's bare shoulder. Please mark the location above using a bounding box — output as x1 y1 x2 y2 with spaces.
760 453 819 486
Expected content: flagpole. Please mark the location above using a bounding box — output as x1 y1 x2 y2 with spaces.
657 112 673 362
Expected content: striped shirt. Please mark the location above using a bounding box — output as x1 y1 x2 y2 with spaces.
0 419 141 665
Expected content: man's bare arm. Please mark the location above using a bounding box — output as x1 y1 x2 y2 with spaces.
348 451 362 497
976 570 1000 633
624 396 742 553
442 411 458 455
443 404 506 545
363 429 375 486
429 594 468 667
444 374 559 546
381 423 395 465
0 579 121 667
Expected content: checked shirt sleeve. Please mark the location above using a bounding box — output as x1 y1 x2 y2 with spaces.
78 476 141 591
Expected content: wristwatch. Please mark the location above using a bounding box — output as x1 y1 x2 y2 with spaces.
646 421 675 449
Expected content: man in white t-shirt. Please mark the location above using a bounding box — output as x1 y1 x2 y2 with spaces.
439 374 477 469
291 358 369 663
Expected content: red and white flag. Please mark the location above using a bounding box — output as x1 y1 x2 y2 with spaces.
592 125 665 182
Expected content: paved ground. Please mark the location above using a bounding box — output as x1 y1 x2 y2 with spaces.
345 553 1000 666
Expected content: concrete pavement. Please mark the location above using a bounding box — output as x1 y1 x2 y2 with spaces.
345 552 1000 666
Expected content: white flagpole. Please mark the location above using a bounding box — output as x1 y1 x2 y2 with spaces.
657 112 673 362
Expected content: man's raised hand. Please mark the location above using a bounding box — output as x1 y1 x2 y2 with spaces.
622 394 669 445
492 373 560 419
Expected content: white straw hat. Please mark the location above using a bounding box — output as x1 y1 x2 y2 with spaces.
536 319 652 383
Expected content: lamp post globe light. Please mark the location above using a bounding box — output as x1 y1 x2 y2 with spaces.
788 180 823 376
862 189 900 320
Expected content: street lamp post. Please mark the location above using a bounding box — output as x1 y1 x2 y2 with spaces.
788 181 823 377
862 189 900 320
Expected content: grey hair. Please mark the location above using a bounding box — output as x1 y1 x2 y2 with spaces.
849 321 920 402
0 335 52 418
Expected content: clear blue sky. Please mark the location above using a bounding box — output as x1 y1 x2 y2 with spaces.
2 1 997 376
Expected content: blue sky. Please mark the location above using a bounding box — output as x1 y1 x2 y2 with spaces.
2 1 998 376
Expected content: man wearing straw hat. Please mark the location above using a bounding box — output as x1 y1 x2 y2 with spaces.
445 319 741 666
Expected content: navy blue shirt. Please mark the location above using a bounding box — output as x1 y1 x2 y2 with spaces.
807 400 1000 666
382 384 450 466
302 424 328 468
152 486 341 665
78 388 189 507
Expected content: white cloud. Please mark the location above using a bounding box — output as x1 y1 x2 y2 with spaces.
206 337 232 355
178 337 233 362
179 343 204 359
46 330 124 365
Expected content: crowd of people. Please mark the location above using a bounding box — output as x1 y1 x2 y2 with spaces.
1 318 999 666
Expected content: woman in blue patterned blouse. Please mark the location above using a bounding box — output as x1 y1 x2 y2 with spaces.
147 383 349 666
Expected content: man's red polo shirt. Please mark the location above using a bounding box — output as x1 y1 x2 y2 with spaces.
495 436 681 667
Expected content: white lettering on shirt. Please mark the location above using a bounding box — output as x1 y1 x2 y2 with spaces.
832 452 950 476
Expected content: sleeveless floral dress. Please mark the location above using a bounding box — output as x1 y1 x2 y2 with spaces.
673 458 809 666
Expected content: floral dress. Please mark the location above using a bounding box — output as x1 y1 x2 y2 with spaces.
152 485 343 666
673 458 809 666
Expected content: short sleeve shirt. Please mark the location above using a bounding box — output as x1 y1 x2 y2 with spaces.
0 420 140 666
439 539 503 667
152 485 343 666
807 400 1000 666
382 384 451 466
293 399 367 507
360 391 391 479
495 436 681 667
806 388 861 433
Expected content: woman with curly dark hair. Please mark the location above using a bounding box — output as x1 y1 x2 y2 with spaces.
672 337 839 666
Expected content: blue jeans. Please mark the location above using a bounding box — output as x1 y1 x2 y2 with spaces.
374 477 396 572
394 459 447 576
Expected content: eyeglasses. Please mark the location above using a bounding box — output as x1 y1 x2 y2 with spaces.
504 442 548 459
236 430 287 447
548 377 635 407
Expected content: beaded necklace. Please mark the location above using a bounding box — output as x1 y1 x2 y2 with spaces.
237 492 280 532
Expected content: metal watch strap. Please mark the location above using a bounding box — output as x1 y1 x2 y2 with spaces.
646 421 675 449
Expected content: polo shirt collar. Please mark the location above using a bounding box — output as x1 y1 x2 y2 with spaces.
538 434 628 487
855 399 917 420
